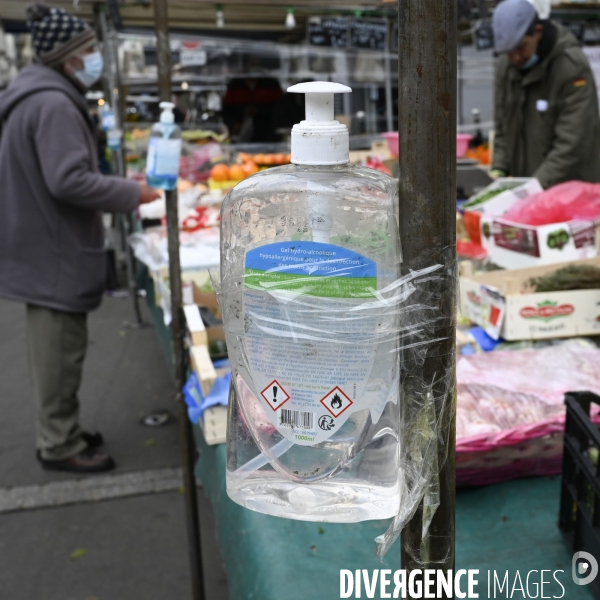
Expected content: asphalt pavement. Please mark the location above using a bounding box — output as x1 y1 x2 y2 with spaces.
0 292 229 600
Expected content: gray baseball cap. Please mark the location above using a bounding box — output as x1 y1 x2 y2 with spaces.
492 0 538 54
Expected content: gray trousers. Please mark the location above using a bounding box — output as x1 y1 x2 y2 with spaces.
26 305 89 460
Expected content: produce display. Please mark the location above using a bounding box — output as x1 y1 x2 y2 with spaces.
465 144 491 166
181 129 228 143
463 186 510 210
125 127 227 144
238 152 291 166
207 152 291 190
528 264 600 292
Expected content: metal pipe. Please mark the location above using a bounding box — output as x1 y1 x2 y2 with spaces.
152 1 206 599
97 7 145 326
478 0 490 19
384 18 394 133
397 0 457 593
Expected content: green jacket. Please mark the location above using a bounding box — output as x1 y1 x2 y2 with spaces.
493 23 600 188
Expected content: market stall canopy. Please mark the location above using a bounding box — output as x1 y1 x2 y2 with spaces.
0 0 398 33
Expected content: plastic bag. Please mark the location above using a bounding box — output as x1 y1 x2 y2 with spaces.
502 181 600 226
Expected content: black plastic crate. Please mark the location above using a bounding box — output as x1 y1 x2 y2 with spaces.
559 391 600 598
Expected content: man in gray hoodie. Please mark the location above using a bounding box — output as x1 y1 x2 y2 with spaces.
0 4 160 472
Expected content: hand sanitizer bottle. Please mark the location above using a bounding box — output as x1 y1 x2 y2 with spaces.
146 102 182 190
99 102 116 132
220 82 401 522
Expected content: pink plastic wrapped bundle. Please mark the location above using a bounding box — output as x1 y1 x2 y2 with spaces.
502 181 600 226
456 342 600 486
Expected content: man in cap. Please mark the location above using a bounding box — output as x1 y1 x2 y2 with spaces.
491 0 600 188
0 4 160 472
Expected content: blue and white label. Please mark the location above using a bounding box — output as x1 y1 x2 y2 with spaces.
246 241 377 277
147 138 182 178
245 242 377 299
242 241 391 445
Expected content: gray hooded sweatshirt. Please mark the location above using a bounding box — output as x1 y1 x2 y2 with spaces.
0 64 139 313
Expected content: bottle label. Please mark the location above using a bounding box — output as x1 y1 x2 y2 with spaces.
147 138 182 178
242 241 381 446
101 112 116 131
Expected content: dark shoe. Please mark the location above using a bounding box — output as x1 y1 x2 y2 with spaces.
81 430 104 448
38 447 115 473
35 430 104 462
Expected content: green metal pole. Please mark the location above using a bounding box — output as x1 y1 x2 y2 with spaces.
398 0 457 594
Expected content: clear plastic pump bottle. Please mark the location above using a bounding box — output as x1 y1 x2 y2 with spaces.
146 102 182 190
220 82 401 522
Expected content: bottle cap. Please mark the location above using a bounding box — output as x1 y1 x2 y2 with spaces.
287 82 351 165
159 101 175 124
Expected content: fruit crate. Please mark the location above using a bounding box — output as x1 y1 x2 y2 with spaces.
559 391 600 598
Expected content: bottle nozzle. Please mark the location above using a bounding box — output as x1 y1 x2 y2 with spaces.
286 81 352 165
287 82 351 123
159 101 175 124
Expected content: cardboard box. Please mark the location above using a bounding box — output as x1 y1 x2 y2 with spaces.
184 305 225 346
464 178 542 215
483 219 598 269
152 268 217 308
189 346 230 445
183 305 207 346
460 257 600 341
200 405 228 445
189 344 230 446
464 178 542 248
349 139 393 165
192 281 220 313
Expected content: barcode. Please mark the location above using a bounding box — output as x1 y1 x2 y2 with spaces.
279 409 314 430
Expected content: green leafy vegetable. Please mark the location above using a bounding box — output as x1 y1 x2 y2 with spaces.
463 187 511 209
528 265 600 292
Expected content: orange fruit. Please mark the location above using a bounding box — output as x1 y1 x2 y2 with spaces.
211 163 230 181
238 152 251 162
254 154 266 165
262 154 275 165
229 164 246 181
243 161 259 176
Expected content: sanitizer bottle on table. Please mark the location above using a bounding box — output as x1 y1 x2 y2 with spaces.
146 102 182 190
220 82 401 522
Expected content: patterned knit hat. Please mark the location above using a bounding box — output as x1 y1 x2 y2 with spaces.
26 3 97 68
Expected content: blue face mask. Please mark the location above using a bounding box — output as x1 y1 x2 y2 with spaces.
521 53 540 71
73 51 104 88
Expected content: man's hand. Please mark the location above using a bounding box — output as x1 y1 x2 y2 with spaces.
138 183 162 205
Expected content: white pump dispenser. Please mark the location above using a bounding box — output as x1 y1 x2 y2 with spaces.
287 82 351 166
159 101 176 124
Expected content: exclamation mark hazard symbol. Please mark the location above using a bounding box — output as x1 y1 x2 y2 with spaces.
261 380 290 411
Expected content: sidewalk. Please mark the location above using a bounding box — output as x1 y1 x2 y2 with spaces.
0 295 229 600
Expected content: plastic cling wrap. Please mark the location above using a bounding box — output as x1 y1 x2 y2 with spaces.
214 254 454 542
374 251 456 561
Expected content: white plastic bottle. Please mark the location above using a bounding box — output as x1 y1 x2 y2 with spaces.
146 102 182 190
220 82 401 522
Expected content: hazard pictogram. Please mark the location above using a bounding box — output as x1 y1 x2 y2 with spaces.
319 386 353 418
261 380 290 411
